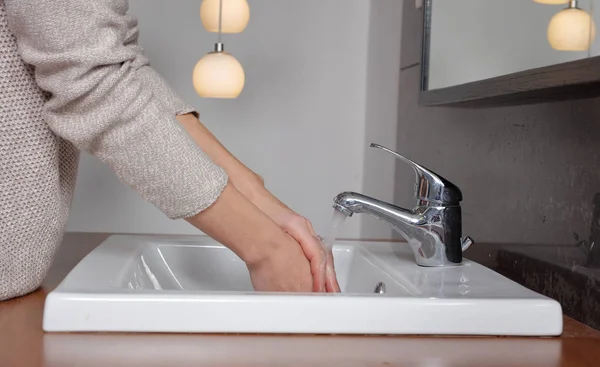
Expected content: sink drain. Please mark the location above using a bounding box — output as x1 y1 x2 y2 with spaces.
374 282 386 294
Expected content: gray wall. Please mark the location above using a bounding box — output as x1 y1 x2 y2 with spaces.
65 0 403 239
396 1 600 246
360 0 403 239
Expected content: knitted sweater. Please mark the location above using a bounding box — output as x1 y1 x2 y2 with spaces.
0 0 228 300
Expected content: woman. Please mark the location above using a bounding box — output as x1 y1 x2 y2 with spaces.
0 0 340 301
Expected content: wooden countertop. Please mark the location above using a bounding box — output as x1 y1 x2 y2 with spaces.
2 233 600 367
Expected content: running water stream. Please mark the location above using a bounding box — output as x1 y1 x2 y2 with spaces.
321 209 347 252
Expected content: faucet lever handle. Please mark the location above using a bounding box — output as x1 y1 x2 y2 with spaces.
370 143 463 205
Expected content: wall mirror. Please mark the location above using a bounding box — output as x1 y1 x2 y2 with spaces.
420 0 600 106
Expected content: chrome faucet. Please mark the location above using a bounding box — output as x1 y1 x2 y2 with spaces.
333 144 473 267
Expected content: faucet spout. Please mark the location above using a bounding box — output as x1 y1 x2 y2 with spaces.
333 192 425 226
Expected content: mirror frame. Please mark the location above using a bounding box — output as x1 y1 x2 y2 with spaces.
419 0 600 107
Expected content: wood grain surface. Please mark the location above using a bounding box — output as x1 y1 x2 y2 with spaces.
1 233 600 367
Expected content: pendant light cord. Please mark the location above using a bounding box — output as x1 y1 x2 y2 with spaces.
218 0 223 44
589 0 594 56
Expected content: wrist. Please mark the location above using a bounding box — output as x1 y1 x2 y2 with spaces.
251 189 297 228
243 230 289 268
224 164 297 227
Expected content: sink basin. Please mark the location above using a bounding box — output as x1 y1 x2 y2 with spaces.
43 235 563 336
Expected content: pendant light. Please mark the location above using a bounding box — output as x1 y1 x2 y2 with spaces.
193 0 245 98
547 0 596 51
201 0 250 34
534 0 570 4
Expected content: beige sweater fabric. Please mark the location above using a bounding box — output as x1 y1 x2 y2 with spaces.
0 0 228 300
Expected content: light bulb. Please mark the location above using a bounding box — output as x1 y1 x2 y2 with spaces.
193 50 245 98
201 0 250 34
548 7 596 51
534 0 570 4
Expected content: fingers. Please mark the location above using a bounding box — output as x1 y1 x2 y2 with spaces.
302 220 333 292
308 220 340 292
305 220 318 237
311 256 327 293
284 216 342 293
325 251 341 292
304 235 327 293
284 219 327 292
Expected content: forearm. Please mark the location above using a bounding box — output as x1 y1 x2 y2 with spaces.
185 182 285 265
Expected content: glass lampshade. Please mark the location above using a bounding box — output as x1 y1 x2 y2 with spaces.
548 7 596 51
200 0 250 34
193 51 245 98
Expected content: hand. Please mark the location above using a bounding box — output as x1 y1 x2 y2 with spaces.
246 233 313 292
247 185 341 293
185 183 314 293
280 214 341 293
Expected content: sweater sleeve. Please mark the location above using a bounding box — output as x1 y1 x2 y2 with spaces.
4 0 228 219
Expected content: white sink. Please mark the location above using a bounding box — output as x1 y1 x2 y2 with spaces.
43 235 563 336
